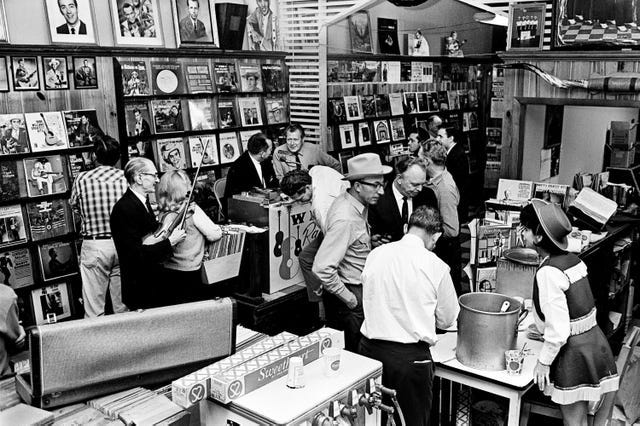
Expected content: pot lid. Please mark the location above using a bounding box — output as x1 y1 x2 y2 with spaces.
503 248 539 265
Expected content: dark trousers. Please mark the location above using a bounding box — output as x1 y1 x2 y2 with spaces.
359 337 434 426
323 284 363 352
435 235 462 295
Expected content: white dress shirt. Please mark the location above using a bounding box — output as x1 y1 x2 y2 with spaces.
360 233 460 345
309 166 349 233
249 154 265 187
392 181 413 218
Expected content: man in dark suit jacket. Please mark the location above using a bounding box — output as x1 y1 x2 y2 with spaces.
224 132 278 199
55 0 87 35
110 158 185 310
437 127 469 222
369 157 437 245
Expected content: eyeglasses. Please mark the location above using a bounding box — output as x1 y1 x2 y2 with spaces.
140 172 158 179
358 180 384 190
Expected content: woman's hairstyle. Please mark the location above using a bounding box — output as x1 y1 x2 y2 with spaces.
519 203 564 254
156 170 191 212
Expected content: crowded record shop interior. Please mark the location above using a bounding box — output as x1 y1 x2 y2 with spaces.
0 0 640 424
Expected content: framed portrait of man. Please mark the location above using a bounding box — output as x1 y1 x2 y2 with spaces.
72 57 98 89
172 0 219 47
245 0 281 51
11 56 40 91
42 56 69 90
109 0 163 47
44 0 98 45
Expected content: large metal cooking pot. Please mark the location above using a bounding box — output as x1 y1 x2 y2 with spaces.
495 248 539 299
456 292 528 370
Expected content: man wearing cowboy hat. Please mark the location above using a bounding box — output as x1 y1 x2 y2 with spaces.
45 58 66 89
312 153 391 351
268 101 284 123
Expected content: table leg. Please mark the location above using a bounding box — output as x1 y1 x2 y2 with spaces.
507 393 523 426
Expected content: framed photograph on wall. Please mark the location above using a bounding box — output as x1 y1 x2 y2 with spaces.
507 2 545 50
349 11 372 53
44 0 98 45
172 0 219 47
110 0 163 47
72 57 98 89
0 57 9 92
42 57 69 90
245 0 281 51
11 56 40 91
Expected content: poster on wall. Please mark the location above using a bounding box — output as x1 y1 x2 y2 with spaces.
110 0 163 47
44 0 97 45
172 0 219 47
349 11 372 53
245 0 281 51
507 2 545 51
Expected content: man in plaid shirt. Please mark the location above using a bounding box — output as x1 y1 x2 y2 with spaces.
70 135 128 317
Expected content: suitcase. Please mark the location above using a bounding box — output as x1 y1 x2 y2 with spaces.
16 299 236 408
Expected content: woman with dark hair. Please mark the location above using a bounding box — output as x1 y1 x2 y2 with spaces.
519 199 618 426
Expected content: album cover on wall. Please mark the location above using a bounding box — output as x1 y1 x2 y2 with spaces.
239 129 261 151
26 199 70 242
239 64 263 92
437 91 450 111
261 63 284 92
31 282 72 325
213 63 238 92
218 132 240 164
24 112 68 152
448 90 460 110
458 89 469 110
124 103 152 137
23 155 67 198
150 61 185 95
374 94 390 117
120 60 149 96
187 98 216 131
338 124 356 150
378 18 399 54
373 120 390 144
0 248 34 289
238 97 263 127
38 240 78 282
390 118 406 141
428 92 439 111
417 92 429 112
380 61 400 83
361 95 376 119
150 99 184 133
188 136 218 167
0 160 23 200
358 122 372 147
218 98 237 128
265 97 286 125
154 138 187 172
389 93 404 116
328 98 346 124
400 62 412 82
0 114 30 155
344 96 363 121
404 92 418 114
185 62 213 94
0 205 26 248
67 152 95 183
64 110 101 147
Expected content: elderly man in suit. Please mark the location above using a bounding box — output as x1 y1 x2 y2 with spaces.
56 0 87 35
224 132 277 198
110 158 186 310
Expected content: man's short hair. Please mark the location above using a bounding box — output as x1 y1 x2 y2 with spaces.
424 142 447 166
284 123 305 139
124 157 154 184
247 132 270 155
408 125 429 142
442 126 461 142
395 156 426 175
59 0 78 8
409 206 443 235
427 115 442 128
93 134 120 167
187 0 199 6
281 169 311 197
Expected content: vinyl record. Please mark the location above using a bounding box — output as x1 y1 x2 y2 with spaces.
155 70 179 94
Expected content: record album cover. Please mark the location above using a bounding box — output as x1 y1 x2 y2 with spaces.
390 118 406 141
26 199 70 242
150 99 184 133
187 98 216 131
447 90 460 110
124 103 152 137
239 129 261 151
239 64 263 92
265 97 286 124
0 205 26 248
120 60 149 96
261 63 284 92
154 138 187 172
38 240 78 282
0 160 22 200
338 124 356 150
0 114 30 155
374 94 390 117
64 110 101 147
188 136 218 167
468 88 479 108
31 282 72 325
213 63 239 92
389 93 404 116
428 92 439 111
238 97 263 127
349 11 372 53
378 18 399 54
458 89 469 110
68 152 95 183
358 122 372 147
417 92 429 112
23 155 67 197
0 248 33 289
185 62 213 93
437 91 450 111
218 98 237 128
404 92 418 114
150 61 185 95
400 62 412 82
373 120 390 144
344 96 363 121
24 112 68 152
218 132 240 164
361 95 376 119
328 98 346 124
380 61 400 83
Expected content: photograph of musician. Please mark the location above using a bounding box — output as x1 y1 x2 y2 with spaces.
71 114 99 145
246 0 280 51
368 156 437 247
119 0 156 37
312 153 391 351
31 158 55 195
47 247 71 277
13 58 38 88
55 0 87 34
162 146 184 170
44 58 67 89
272 123 341 181
0 253 13 285
110 157 186 310
156 170 222 303
133 108 150 137
244 72 260 92
74 58 96 87
360 206 459 426
178 0 207 42
224 132 277 198
2 117 29 154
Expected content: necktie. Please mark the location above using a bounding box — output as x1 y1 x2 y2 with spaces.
71 28 75 34
401 196 408 225
294 153 301 170
145 196 154 217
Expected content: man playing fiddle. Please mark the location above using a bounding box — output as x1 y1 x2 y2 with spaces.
111 157 185 309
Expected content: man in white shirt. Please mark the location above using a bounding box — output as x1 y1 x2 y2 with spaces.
280 167 349 321
360 206 459 426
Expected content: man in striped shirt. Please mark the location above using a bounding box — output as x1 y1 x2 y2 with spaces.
70 135 128 317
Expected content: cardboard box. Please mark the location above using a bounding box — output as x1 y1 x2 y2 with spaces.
209 328 344 404
171 331 297 408
610 147 636 168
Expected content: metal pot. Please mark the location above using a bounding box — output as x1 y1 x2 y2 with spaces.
456 292 528 370
495 248 539 299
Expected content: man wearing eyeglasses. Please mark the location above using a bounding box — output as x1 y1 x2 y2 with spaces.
312 153 392 351
111 157 186 310
368 157 437 247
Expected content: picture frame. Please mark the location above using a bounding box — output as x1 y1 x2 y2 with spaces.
0 57 9 92
72 56 98 89
30 282 73 325
349 11 372 54
110 0 163 47
11 56 40 91
42 56 69 90
172 0 219 48
44 0 98 45
507 2 545 51
0 1 9 43
245 0 282 51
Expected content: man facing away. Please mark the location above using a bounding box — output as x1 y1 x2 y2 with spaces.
70 135 128 317
312 153 391 351
360 206 459 426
